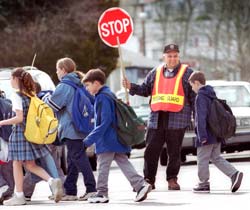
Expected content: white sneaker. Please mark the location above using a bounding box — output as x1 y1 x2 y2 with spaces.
3 194 26 206
79 192 96 201
0 185 9 198
135 183 152 202
50 178 63 203
88 194 109 203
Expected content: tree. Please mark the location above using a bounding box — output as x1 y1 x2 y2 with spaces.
230 0 250 80
151 0 195 56
0 0 66 26
178 0 195 57
208 0 250 80
153 0 172 47
0 0 119 82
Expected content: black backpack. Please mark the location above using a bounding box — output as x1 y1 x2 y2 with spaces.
0 91 14 141
207 97 236 139
102 92 146 147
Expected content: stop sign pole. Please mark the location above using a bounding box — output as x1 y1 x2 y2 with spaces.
116 37 128 102
98 7 134 104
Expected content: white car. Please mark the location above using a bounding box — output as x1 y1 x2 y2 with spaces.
0 67 55 98
207 81 250 149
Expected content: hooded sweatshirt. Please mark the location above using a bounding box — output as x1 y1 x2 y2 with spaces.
45 72 87 140
195 85 221 147
84 86 131 154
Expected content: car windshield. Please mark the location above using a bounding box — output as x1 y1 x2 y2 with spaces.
214 85 250 107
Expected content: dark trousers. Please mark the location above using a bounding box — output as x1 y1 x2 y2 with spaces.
143 128 185 184
64 139 96 195
0 161 14 198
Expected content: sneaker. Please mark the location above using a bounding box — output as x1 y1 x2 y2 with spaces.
50 178 63 203
3 194 26 206
79 192 96 201
88 194 109 203
135 183 152 202
193 184 210 193
24 196 31 201
145 178 155 190
61 195 78 201
231 171 243 192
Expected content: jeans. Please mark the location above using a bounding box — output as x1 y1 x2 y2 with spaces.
143 128 185 184
64 139 96 195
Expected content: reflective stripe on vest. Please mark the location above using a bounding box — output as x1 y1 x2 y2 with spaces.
151 64 188 112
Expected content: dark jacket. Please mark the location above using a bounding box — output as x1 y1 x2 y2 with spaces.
195 85 221 147
129 63 196 129
84 86 131 154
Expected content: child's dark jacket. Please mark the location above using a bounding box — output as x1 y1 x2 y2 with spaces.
84 86 131 154
195 85 222 147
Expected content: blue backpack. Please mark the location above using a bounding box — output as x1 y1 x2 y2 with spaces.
0 92 14 141
60 80 94 134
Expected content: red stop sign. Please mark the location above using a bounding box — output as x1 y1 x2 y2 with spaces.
98 7 133 47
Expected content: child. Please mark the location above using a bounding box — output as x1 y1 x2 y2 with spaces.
44 58 96 201
188 71 243 193
83 68 151 203
0 68 63 205
23 82 65 201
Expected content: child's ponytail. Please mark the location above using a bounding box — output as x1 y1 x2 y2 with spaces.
11 68 36 96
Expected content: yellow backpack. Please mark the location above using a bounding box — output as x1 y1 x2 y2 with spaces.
24 95 58 144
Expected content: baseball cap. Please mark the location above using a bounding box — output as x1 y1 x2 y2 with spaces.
163 44 179 53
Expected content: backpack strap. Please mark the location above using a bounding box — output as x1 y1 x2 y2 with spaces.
101 92 117 101
100 92 122 130
202 93 217 100
96 102 102 126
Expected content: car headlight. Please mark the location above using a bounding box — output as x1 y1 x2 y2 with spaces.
236 118 250 127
